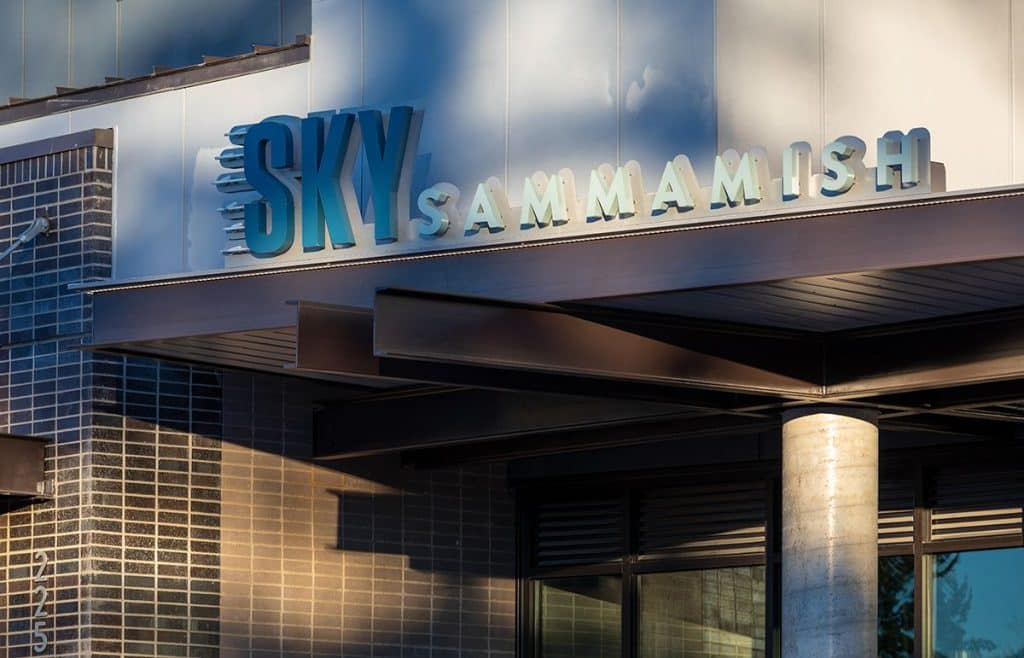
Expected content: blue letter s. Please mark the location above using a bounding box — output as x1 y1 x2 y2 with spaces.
244 120 296 257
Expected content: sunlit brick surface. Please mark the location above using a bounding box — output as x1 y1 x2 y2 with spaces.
0 140 516 657
218 373 515 658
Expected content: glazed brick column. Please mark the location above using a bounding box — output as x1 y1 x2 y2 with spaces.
0 129 518 658
0 130 224 658
84 357 222 657
0 132 115 657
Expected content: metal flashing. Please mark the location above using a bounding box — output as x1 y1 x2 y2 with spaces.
0 40 309 126
0 128 113 165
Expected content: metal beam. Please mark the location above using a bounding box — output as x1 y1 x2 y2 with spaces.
314 388 712 459
399 413 778 468
373 289 823 398
297 294 1024 417
872 378 1024 415
826 307 1024 397
293 300 402 381
83 189 1024 349
293 297 799 407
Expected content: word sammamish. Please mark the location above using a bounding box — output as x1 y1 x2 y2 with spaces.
225 107 942 258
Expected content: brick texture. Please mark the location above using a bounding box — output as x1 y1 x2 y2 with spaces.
0 140 517 658
218 372 515 658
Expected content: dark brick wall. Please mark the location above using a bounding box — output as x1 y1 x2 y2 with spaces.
0 141 226 658
0 137 518 658
218 372 516 658
0 142 116 657
84 358 223 657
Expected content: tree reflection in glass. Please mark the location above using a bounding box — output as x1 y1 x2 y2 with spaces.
932 548 1024 658
879 555 915 658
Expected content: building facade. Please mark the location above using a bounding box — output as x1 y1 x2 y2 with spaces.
0 1 1023 658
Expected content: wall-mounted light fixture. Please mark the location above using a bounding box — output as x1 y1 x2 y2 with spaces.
0 212 52 264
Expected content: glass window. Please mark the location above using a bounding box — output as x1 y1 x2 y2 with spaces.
538 576 622 658
879 555 915 658
931 547 1024 658
639 567 766 658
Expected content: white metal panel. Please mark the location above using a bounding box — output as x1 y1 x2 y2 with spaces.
824 0 1012 191
309 0 363 110
715 0 822 166
362 0 506 217
1014 0 1024 183
507 0 618 205
0 114 71 149
183 63 310 272
69 92 186 279
620 0 716 178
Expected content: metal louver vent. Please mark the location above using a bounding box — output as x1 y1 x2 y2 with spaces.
930 469 1024 543
639 481 766 560
879 478 915 548
532 498 625 568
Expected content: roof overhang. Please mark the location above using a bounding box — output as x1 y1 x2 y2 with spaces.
78 186 1024 457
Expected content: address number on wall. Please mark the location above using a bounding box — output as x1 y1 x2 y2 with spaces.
32 550 49 654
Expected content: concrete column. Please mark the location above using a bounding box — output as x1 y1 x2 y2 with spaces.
782 406 878 658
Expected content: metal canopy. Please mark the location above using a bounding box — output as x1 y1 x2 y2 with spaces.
79 186 1024 456
0 434 47 499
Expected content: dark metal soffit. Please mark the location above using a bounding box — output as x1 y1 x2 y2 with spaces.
76 187 1024 457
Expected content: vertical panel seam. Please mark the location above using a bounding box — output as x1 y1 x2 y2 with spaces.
616 0 622 167
115 0 121 78
67 0 72 87
360 0 365 210
819 0 826 152
20 0 26 98
180 92 187 272
1010 0 1015 181
713 0 719 155
505 0 510 192
360 0 365 106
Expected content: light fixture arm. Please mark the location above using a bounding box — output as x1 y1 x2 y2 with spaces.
0 214 51 264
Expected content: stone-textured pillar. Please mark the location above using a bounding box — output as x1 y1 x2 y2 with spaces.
782 406 878 658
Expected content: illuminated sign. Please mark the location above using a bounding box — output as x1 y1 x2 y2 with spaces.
215 107 943 262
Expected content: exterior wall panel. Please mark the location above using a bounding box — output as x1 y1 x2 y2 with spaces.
118 0 285 79
715 0 822 164
70 0 118 91
823 0 1012 191
0 116 74 158
2 1 1024 280
507 0 619 203
0 1 25 104
182 66 310 273
309 0 363 111
1014 0 1024 183
24 0 70 100
69 92 186 279
363 0 506 214
0 136 517 657
620 0 717 179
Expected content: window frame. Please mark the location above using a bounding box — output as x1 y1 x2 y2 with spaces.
517 443 1024 658
882 445 1024 658
517 463 780 658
